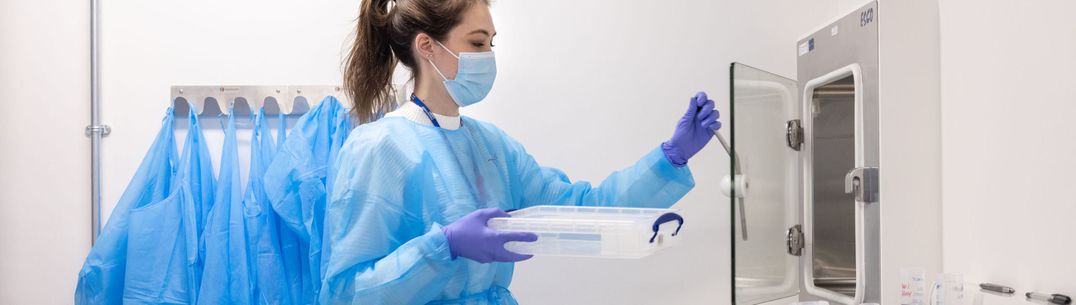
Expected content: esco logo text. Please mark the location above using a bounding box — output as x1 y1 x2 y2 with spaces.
860 8 874 27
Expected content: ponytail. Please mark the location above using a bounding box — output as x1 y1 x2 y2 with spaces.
344 0 488 123
345 0 397 124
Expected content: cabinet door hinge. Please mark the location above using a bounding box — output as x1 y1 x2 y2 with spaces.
786 120 803 151
787 224 804 256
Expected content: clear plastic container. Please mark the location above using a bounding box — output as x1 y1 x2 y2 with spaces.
488 205 684 259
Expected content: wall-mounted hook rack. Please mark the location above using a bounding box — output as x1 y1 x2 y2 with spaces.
170 85 355 117
289 85 348 112
169 83 411 117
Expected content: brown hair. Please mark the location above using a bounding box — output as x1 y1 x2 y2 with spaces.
344 0 487 123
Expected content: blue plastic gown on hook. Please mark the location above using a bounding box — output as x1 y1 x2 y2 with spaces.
75 109 178 305
275 111 308 305
264 96 352 303
123 110 217 304
188 111 219 301
76 108 218 304
245 109 296 304
199 112 255 305
183 109 218 302
170 111 217 303
321 116 696 304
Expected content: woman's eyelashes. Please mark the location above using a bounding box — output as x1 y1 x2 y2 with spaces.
470 41 495 48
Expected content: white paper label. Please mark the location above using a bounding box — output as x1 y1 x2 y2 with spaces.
798 42 809 56
831 26 839 36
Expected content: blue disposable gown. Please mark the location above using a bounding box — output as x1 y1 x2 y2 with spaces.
185 110 219 301
244 110 295 304
75 109 179 305
76 109 217 304
275 111 308 305
128 110 217 304
264 97 352 303
322 116 695 305
199 113 255 305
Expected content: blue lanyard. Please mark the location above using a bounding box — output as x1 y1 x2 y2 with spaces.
410 94 440 128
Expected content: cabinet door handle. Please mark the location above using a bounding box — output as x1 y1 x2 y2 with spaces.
845 167 879 203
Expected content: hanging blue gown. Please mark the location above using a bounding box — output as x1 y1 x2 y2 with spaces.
75 109 179 305
127 110 217 304
184 109 219 303
264 97 352 304
275 111 309 305
244 109 297 304
76 108 218 305
198 112 254 305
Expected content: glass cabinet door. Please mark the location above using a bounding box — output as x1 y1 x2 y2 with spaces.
730 63 801 305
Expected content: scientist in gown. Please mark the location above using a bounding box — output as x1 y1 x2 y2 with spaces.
322 0 722 304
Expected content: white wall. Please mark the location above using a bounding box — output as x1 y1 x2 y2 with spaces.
0 0 92 304
877 0 944 304
1 0 870 304
939 0 1076 303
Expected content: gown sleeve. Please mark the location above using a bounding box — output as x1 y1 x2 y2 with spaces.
320 134 462 305
503 132 696 209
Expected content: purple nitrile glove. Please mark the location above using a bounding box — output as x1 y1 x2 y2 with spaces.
662 91 722 167
442 208 538 263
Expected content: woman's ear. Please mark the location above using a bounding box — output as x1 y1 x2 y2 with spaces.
414 33 435 61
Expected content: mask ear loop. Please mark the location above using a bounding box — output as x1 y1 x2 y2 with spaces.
434 40 461 59
426 53 450 81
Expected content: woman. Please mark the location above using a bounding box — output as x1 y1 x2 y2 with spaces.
323 0 721 303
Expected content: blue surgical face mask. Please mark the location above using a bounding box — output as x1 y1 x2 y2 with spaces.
427 40 497 107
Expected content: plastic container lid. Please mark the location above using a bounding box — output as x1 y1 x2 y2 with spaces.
489 205 684 259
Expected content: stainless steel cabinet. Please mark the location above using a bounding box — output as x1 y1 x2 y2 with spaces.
730 2 880 304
